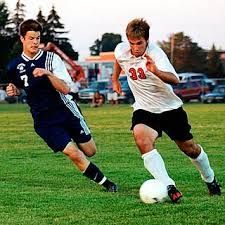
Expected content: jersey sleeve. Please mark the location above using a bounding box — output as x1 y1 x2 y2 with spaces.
52 53 73 85
114 42 128 60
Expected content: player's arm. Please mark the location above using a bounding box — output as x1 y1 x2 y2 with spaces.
145 54 179 85
33 68 70 94
112 60 122 94
6 65 21 96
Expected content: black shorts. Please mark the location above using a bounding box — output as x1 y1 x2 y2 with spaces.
131 107 193 141
34 107 91 152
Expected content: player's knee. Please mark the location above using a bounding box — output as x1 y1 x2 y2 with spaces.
133 125 155 150
78 139 97 157
63 143 83 162
85 146 96 157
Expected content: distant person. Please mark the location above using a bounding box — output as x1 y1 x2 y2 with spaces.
107 74 118 105
91 91 104 107
6 19 117 192
112 18 221 202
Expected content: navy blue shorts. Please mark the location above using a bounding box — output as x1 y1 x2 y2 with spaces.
131 107 193 141
34 107 91 152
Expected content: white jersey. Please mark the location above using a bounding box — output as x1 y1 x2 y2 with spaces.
114 42 183 113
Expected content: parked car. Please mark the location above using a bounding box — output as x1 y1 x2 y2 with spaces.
78 80 108 103
178 73 216 90
173 80 209 102
201 85 225 103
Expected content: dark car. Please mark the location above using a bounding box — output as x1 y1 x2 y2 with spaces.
172 80 209 102
78 80 108 103
201 85 225 103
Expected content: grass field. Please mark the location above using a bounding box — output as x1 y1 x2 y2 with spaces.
0 103 224 225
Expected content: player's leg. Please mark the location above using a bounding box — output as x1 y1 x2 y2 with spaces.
69 115 117 192
35 121 117 192
131 110 182 202
112 92 118 105
107 92 113 105
175 139 221 195
133 123 174 185
163 107 221 196
133 123 182 202
63 142 117 192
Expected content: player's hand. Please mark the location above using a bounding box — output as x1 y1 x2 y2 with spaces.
145 54 159 75
112 80 122 94
33 68 51 77
6 83 20 96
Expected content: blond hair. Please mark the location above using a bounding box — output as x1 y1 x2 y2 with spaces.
126 18 150 41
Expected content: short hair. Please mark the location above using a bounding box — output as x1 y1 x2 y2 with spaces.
19 19 43 37
126 18 150 41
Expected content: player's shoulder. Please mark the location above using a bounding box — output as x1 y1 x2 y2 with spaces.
148 42 164 54
114 42 130 59
46 50 62 62
147 42 167 58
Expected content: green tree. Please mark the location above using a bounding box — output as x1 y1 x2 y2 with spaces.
0 1 17 82
0 1 13 36
89 33 122 56
6 0 26 60
45 5 67 43
158 32 206 73
44 5 78 60
206 44 224 78
36 8 48 43
101 33 122 52
11 0 26 33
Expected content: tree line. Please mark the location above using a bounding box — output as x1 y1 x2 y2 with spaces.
0 0 224 84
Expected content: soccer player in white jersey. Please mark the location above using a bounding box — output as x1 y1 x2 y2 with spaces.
6 19 117 192
112 18 221 202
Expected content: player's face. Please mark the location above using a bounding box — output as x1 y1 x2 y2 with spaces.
20 31 41 58
128 37 148 57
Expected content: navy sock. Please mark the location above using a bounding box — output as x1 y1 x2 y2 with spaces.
83 162 109 186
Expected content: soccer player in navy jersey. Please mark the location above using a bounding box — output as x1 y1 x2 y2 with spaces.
6 19 117 192
112 18 221 202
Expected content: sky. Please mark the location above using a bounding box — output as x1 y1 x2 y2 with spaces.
5 0 225 61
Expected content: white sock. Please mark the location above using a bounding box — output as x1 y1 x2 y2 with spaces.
142 149 175 186
190 145 214 183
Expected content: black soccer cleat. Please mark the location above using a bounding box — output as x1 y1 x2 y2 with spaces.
104 181 118 192
206 177 221 196
167 185 183 203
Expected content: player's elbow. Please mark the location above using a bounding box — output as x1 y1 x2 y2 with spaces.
62 88 70 95
173 78 180 85
60 85 71 95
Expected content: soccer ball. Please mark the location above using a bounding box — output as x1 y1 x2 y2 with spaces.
139 179 168 204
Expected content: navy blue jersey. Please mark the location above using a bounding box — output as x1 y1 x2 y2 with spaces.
7 50 91 151
7 50 81 118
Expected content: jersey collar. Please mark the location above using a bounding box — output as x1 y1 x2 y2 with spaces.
21 49 43 61
128 45 149 59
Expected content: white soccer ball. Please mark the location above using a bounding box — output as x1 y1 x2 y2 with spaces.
139 179 168 204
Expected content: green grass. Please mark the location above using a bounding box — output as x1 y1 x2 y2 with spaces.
0 103 224 225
